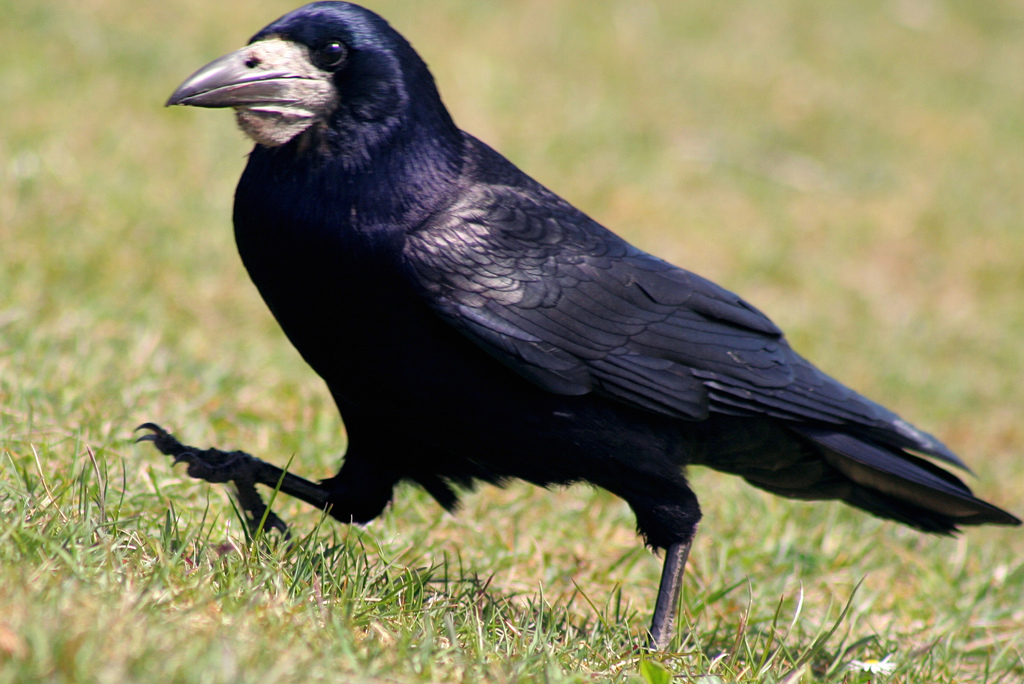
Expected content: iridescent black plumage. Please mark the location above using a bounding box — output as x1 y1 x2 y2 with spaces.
149 1 1019 649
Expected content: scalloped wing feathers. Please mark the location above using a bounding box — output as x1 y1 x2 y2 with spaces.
403 182 962 470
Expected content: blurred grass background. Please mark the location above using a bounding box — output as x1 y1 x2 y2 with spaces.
1 0 1022 681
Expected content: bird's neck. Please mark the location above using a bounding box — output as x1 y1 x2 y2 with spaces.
240 119 463 249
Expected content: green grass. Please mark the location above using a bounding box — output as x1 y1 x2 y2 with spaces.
2 0 1023 681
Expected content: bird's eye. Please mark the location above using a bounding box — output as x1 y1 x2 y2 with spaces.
314 41 347 70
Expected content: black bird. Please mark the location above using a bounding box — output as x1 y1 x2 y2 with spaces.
143 1 1020 649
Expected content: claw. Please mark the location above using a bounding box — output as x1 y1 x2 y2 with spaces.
134 423 172 446
133 422 300 539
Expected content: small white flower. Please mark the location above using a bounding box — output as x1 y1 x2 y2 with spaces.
849 654 897 675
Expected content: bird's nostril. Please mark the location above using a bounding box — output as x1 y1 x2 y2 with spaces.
245 56 260 68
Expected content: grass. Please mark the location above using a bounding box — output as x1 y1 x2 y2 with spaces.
2 0 1023 681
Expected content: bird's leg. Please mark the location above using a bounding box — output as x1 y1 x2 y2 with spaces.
135 423 332 537
648 539 692 651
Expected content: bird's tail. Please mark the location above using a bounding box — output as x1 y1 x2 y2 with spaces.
790 425 1021 533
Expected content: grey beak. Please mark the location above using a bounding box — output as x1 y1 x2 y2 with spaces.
166 45 306 108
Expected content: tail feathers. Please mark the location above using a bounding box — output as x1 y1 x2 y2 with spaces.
791 425 1021 532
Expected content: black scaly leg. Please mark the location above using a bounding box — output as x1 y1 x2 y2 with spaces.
647 539 692 650
135 423 332 536
610 476 700 651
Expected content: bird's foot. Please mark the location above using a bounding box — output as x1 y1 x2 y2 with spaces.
135 422 291 538
136 422 256 483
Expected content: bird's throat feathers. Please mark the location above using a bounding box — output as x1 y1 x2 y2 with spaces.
238 121 465 252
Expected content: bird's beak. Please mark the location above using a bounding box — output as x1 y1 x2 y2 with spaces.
166 38 336 147
166 41 317 109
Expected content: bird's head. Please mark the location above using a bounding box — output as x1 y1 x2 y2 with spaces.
167 2 456 155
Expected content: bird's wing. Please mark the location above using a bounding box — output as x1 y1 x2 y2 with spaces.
403 183 963 466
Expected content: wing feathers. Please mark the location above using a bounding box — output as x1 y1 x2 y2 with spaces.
405 182 983 470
